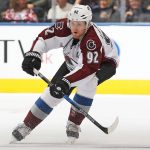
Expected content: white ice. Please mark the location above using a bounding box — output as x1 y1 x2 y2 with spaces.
0 93 150 150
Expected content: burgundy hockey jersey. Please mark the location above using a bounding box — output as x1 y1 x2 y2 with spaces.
30 18 119 85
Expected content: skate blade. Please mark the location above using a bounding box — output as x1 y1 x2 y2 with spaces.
9 136 18 144
66 137 77 144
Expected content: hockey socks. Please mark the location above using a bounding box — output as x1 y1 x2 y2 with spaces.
68 93 93 125
24 97 53 129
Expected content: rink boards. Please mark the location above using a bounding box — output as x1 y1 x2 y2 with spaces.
0 79 150 95
0 23 150 94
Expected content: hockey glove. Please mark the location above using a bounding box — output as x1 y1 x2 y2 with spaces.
96 62 116 85
22 51 42 76
50 78 71 99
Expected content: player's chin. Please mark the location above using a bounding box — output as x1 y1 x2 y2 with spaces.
71 31 78 37
72 34 80 39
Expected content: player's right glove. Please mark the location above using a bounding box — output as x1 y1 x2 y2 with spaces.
50 78 71 99
22 51 42 76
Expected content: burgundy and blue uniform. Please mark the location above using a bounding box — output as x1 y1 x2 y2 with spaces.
24 18 119 129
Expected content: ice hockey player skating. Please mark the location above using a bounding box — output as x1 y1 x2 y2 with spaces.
11 4 119 144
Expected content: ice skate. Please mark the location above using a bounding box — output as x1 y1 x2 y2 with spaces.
10 123 32 143
66 121 81 144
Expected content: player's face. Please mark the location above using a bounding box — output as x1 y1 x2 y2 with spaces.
69 21 86 39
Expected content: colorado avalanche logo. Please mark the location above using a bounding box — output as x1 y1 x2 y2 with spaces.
55 22 64 30
86 40 96 51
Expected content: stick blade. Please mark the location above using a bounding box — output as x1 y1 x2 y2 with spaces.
107 116 119 134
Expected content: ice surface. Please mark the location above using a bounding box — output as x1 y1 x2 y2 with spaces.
0 93 150 150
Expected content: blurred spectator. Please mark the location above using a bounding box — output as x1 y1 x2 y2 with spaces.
74 0 98 9
47 0 73 21
92 0 121 22
142 0 150 13
27 0 49 21
111 0 120 10
2 0 38 22
125 0 150 22
27 0 48 8
0 0 9 20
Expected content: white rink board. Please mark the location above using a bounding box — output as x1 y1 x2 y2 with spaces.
0 25 150 79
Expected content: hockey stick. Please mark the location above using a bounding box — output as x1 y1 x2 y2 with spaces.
33 68 119 134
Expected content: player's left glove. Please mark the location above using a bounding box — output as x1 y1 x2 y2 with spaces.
50 78 71 99
22 51 42 76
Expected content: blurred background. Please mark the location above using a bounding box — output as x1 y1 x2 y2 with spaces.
0 0 150 23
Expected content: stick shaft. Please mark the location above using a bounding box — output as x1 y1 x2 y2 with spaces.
63 95 108 133
33 68 119 134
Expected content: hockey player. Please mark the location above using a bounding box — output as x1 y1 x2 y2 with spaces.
11 4 119 143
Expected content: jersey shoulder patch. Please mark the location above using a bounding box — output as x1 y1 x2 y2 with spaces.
54 18 71 36
55 18 67 30
81 26 102 51
86 39 97 51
